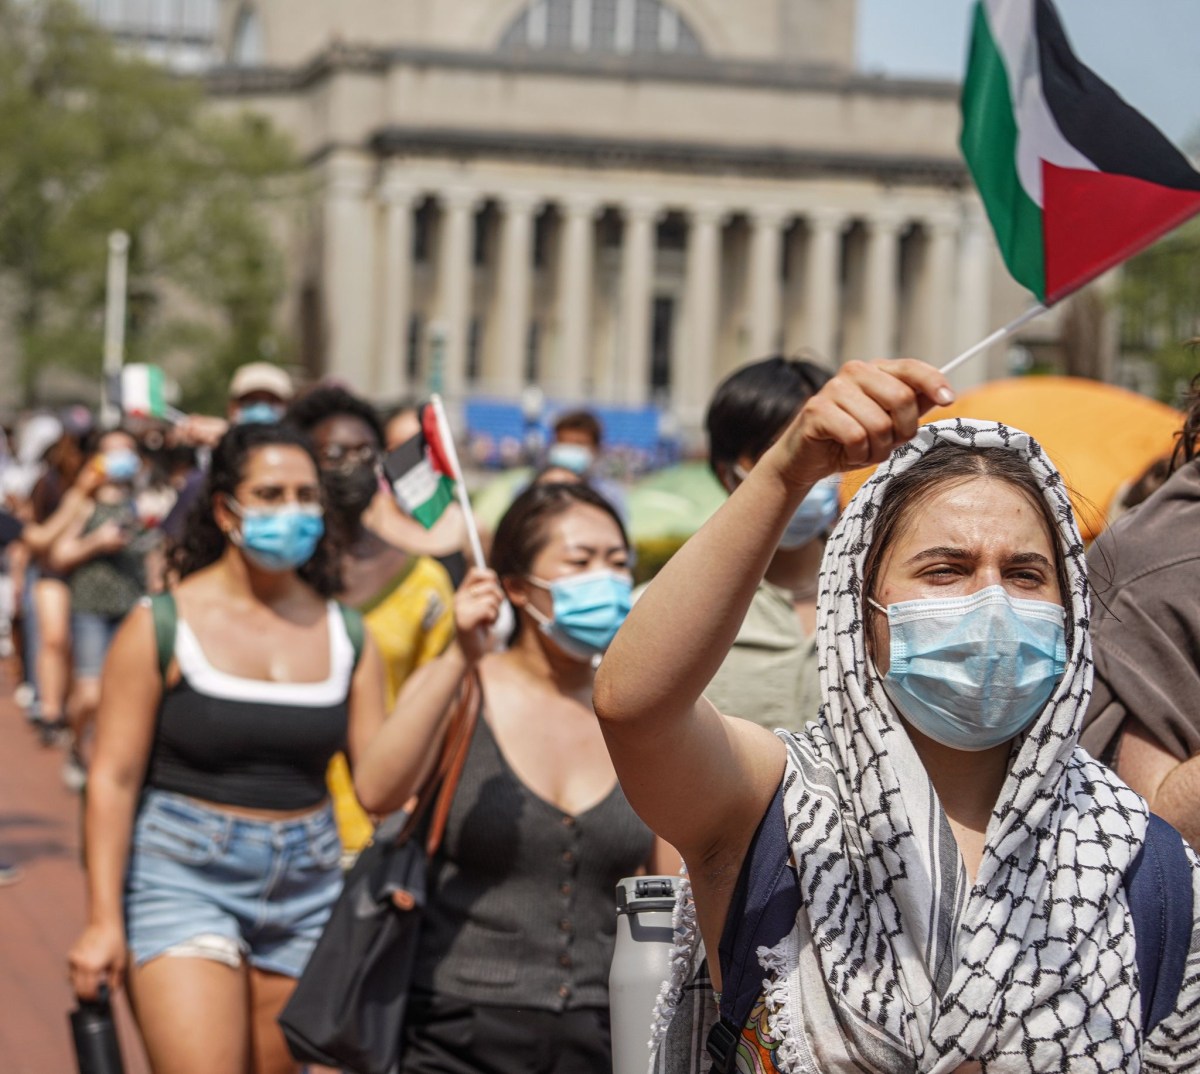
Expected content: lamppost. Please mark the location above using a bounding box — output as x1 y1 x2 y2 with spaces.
521 384 545 466
100 230 129 427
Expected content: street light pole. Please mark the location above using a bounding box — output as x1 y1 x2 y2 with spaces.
100 230 130 427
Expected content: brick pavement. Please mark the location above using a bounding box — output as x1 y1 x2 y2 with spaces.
0 659 150 1074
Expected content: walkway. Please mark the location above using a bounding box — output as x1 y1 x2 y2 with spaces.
0 659 150 1073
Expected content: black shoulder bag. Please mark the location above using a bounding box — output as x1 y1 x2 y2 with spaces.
278 671 481 1074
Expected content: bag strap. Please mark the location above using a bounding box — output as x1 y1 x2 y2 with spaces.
336 603 366 669
392 670 482 853
147 592 177 682
1124 812 1193 1037
707 778 799 1072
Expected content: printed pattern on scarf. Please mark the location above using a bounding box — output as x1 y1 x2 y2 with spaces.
651 419 1200 1074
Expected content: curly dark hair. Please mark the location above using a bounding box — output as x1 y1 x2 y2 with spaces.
170 423 343 596
1171 357 1200 474
285 384 385 446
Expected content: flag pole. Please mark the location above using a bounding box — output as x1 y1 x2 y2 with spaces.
430 394 488 569
938 304 1048 377
939 303 1048 377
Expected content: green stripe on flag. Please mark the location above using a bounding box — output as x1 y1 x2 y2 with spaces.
148 366 165 419
412 475 455 529
961 2 1046 301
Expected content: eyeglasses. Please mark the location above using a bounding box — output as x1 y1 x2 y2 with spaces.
318 443 378 469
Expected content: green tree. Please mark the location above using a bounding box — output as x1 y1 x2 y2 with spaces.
1119 218 1200 404
0 0 300 411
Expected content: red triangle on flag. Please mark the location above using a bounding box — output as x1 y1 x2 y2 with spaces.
1043 162 1200 304
420 403 457 481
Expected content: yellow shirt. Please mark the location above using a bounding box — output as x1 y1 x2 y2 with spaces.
329 556 455 851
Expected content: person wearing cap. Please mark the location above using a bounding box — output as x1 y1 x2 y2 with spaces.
227 362 294 426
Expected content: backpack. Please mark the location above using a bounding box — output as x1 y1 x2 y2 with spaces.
146 592 365 680
707 792 1193 1071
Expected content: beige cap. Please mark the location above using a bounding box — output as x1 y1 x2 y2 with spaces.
228 362 294 402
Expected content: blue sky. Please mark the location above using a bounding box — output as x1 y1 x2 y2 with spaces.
858 0 1200 146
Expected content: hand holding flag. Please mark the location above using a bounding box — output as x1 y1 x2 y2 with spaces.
383 395 487 568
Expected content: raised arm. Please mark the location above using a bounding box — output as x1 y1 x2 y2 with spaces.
67 605 162 999
594 361 953 931
354 567 502 814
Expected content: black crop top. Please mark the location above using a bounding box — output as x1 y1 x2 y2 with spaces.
144 603 354 810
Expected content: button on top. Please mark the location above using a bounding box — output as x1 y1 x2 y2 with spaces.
561 815 576 828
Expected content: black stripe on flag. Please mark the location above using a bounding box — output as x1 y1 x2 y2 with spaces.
1036 0 1200 192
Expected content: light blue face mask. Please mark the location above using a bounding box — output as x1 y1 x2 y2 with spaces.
103 448 141 483
734 466 840 549
235 402 284 426
526 569 633 662
227 499 324 572
870 584 1067 752
546 442 596 476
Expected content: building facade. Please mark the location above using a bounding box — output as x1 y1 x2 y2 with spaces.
201 0 1043 433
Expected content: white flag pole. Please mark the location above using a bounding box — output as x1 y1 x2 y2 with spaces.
430 394 487 568
938 303 1048 377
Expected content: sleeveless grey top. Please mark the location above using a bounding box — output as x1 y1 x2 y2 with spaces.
412 713 655 1011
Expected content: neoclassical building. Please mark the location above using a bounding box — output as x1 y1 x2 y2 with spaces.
187 0 1045 431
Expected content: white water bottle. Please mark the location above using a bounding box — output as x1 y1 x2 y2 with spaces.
609 875 678 1074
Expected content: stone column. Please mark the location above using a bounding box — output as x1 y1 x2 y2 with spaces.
376 174 415 399
322 152 376 390
557 195 600 400
863 212 905 360
495 192 538 398
680 203 724 425
919 214 959 365
802 209 845 363
433 188 477 399
618 200 658 406
747 207 788 358
954 202 992 378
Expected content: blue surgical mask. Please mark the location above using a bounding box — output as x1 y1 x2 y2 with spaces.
103 449 140 483
870 585 1067 752
734 466 840 550
546 442 595 476
226 499 324 572
235 402 284 425
526 569 632 662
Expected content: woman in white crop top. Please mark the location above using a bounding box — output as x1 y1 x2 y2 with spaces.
68 422 387 1074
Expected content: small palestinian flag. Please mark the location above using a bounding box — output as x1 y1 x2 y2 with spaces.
120 364 170 420
384 404 457 528
961 0 1200 305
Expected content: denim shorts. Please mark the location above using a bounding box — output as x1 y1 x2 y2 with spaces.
124 789 343 978
72 611 123 679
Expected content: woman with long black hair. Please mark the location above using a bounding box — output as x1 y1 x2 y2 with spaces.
68 422 386 1074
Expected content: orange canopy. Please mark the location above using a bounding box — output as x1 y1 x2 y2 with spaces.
839 376 1182 540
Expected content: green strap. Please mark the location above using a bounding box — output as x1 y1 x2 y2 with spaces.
148 593 177 681
337 603 365 669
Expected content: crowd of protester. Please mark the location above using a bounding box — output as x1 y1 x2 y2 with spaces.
0 351 1198 1073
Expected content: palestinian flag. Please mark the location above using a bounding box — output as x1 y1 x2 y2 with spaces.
384 404 457 528
961 0 1200 305
119 364 170 419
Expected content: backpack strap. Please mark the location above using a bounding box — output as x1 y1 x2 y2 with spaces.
707 778 800 1072
147 593 177 682
1125 812 1193 1037
336 603 366 670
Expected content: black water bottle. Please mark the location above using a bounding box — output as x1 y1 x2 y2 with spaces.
69 984 125 1074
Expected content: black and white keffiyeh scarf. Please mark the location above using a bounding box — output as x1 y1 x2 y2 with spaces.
651 419 1200 1073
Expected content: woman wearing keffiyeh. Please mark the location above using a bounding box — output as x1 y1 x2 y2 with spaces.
595 359 1200 1073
